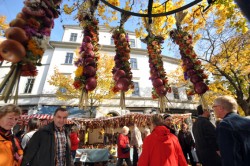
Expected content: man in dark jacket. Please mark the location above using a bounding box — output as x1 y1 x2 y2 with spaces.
192 105 221 166
213 96 250 166
178 123 196 166
21 107 72 166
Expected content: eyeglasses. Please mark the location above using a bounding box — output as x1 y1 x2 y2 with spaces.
212 105 220 109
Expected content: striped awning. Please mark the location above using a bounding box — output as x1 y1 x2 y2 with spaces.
19 114 74 125
20 114 54 120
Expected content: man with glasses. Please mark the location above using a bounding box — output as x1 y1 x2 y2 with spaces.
192 105 221 166
213 95 250 166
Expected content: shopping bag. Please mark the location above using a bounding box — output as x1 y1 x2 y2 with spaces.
191 148 199 162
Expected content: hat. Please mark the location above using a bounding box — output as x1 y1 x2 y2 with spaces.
163 114 171 120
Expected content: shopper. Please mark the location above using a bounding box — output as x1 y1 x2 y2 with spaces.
0 104 23 166
138 114 187 166
21 107 72 166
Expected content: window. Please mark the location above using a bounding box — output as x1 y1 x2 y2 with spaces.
59 87 67 93
172 87 180 99
129 39 135 47
132 82 140 96
24 78 35 93
130 58 138 69
187 95 192 101
70 33 77 42
110 38 114 45
65 53 73 64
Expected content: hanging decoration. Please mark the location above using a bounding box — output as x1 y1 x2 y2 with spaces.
0 0 61 103
20 113 192 129
170 12 209 109
73 0 100 109
111 12 133 109
142 23 171 112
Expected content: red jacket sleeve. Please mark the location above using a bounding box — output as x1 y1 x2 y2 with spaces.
137 136 150 166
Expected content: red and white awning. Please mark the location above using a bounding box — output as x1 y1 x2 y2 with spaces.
20 114 54 120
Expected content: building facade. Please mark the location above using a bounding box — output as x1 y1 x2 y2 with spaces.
0 25 198 117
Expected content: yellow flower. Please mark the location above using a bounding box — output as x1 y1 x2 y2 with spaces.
75 66 84 77
27 39 44 57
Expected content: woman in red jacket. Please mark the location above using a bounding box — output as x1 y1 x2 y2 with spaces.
138 114 187 166
116 126 132 166
70 125 80 159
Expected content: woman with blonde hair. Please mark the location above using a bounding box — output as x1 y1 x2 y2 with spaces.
0 104 23 166
138 114 187 166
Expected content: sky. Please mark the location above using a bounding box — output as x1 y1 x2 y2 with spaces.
0 0 178 57
0 0 73 41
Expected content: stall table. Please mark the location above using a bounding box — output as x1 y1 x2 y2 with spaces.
75 148 109 165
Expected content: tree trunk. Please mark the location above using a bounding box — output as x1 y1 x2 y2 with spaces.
236 98 250 116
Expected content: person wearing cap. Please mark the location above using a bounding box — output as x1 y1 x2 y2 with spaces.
163 114 177 135
192 105 221 166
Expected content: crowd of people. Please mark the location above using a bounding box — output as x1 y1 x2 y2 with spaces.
0 95 250 166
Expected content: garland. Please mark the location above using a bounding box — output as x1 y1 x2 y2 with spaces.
73 1 99 109
146 35 171 112
170 29 209 96
111 13 133 109
0 0 61 103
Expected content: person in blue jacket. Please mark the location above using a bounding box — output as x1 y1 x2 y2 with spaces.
213 95 250 166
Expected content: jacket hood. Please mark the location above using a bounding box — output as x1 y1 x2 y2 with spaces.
152 126 170 142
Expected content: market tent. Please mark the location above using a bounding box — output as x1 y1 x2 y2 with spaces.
19 113 192 129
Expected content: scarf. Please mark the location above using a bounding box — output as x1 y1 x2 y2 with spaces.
0 126 23 165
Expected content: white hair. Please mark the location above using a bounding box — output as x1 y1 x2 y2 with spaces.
122 126 129 133
214 95 238 113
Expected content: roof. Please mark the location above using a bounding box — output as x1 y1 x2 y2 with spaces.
63 24 135 34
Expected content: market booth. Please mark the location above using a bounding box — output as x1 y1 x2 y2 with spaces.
19 113 192 165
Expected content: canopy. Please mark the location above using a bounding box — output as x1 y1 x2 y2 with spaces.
19 113 192 129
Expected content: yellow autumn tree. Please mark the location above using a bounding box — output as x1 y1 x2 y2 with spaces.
62 0 248 40
0 15 8 36
201 30 250 115
48 54 116 117
169 26 249 115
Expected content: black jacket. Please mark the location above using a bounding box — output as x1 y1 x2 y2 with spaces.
192 116 221 166
21 122 72 166
178 130 194 152
216 113 250 166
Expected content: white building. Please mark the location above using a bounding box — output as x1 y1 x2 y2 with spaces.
0 25 198 117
